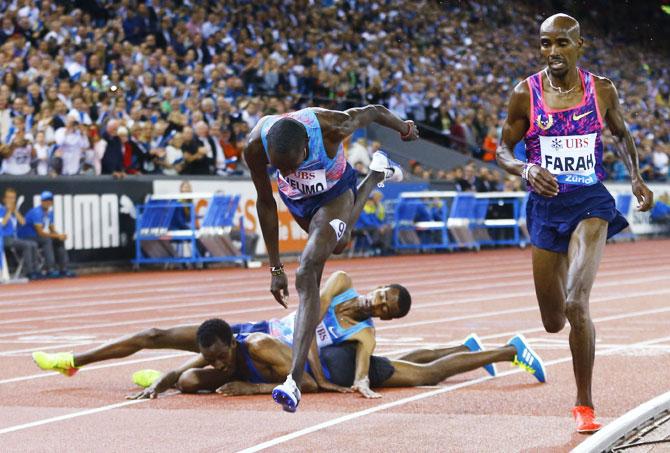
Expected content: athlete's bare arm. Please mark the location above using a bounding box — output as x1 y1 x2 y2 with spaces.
216 334 319 396
314 106 419 156
595 77 653 211
496 81 559 197
243 119 288 307
126 354 208 400
305 271 355 393
496 80 558 197
348 329 381 398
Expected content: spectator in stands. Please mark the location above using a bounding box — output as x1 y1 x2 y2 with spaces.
181 125 212 175
53 113 89 175
457 163 477 192
213 124 242 175
101 119 124 178
160 132 185 176
475 167 495 192
481 126 498 162
19 190 74 278
652 146 669 182
354 191 393 255
0 0 667 182
1 187 40 280
32 130 51 175
347 137 371 169
0 127 33 175
194 121 223 174
117 126 144 175
602 151 628 181
88 126 106 176
503 175 523 192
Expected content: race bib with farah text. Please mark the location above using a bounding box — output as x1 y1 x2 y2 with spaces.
539 133 598 186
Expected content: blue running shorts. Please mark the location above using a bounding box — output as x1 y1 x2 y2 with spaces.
526 182 629 253
279 164 358 224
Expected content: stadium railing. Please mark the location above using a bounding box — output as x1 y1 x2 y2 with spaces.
392 191 528 252
133 193 249 267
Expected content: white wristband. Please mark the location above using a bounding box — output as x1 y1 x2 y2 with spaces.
522 163 537 181
354 376 370 387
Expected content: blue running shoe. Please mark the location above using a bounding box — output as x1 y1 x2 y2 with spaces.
463 333 497 377
507 334 546 383
272 375 301 413
369 150 404 187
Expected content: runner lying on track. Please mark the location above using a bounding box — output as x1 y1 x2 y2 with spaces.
126 319 544 402
32 271 545 404
32 270 414 399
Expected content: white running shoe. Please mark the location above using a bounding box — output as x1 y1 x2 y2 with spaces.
368 150 404 187
272 375 301 413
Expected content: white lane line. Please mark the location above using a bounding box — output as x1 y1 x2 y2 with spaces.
377 288 670 331
0 260 537 311
1 315 668 438
6 270 665 326
0 253 533 301
0 265 541 319
0 390 180 435
1 251 662 306
0 342 96 356
0 277 664 341
476 297 670 343
0 352 192 385
238 333 670 452
3 294 669 386
0 400 148 435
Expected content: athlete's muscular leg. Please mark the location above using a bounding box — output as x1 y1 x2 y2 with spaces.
392 345 469 364
382 346 516 387
74 325 199 367
333 171 385 254
290 190 355 385
565 218 608 408
532 247 569 333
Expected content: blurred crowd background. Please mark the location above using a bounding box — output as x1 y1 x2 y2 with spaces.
0 0 668 184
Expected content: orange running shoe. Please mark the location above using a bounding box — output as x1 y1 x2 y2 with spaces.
572 406 602 433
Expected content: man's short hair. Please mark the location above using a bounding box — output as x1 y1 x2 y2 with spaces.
389 284 412 318
3 187 17 198
266 118 307 156
196 318 233 348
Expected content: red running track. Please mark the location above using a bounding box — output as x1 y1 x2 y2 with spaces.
0 240 669 452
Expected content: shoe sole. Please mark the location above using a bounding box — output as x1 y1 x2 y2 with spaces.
577 426 602 434
272 389 298 413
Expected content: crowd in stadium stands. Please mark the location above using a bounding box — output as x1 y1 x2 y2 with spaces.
0 0 668 182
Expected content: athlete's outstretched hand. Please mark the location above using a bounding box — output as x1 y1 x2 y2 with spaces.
528 166 559 197
352 379 382 399
271 273 289 308
632 179 653 212
126 387 158 400
400 120 419 141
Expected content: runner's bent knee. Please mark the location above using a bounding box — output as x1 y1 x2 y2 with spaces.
565 302 590 328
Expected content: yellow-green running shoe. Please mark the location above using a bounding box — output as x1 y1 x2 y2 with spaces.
132 369 162 388
31 351 78 376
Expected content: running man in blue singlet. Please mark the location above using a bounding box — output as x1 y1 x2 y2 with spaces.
244 105 419 411
496 14 653 433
